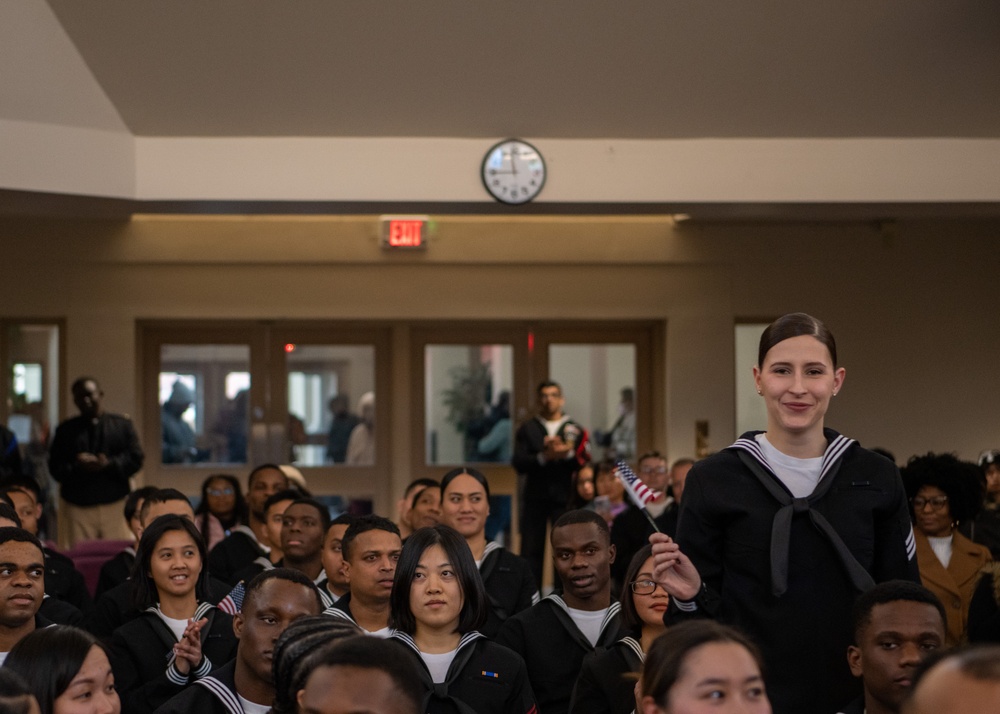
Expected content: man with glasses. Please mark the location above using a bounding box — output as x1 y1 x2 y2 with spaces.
610 451 686 593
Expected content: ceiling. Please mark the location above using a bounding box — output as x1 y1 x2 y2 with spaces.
41 1 1000 140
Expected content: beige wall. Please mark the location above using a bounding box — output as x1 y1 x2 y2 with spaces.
2 213 998 508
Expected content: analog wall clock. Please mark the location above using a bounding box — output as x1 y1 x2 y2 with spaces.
481 139 546 205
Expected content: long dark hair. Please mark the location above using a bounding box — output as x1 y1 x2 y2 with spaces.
4 626 110 714
194 473 247 533
389 524 487 636
130 514 210 610
620 543 656 634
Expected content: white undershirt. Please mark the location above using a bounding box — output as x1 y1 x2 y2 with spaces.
928 535 953 568
0 652 8 666
161 614 188 641
366 625 393 639
757 434 824 498
566 606 608 647
420 649 458 684
238 695 271 714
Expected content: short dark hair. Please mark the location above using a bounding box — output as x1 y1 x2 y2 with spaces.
851 580 947 644
909 644 1000 696
341 514 400 562
757 312 838 368
264 488 305 515
4 626 107 714
124 485 159 523
403 478 439 499
330 512 357 529
620 544 655 633
0 667 33 714
901 452 985 524
285 498 332 533
537 379 562 395
70 376 99 393
0 526 43 555
248 463 288 490
637 451 666 465
130 514 210 610
242 567 324 615
441 467 491 501
0 502 21 528
139 488 191 526
303 636 423 714
552 508 610 544
642 621 765 708
270 616 363 714
389 525 487 635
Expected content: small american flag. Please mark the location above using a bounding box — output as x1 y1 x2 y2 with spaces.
615 460 663 509
217 581 245 615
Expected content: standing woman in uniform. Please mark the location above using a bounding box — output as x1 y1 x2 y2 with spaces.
438 467 538 638
652 313 918 714
389 524 536 714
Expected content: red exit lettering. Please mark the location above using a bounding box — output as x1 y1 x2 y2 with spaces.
388 220 423 247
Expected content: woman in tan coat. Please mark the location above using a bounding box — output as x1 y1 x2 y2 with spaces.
902 452 992 646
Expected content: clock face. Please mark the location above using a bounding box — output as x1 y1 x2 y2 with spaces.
481 139 546 205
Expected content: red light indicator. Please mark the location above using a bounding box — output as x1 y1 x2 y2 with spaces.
388 220 423 247
285 343 296 353
528 332 535 354
380 216 429 250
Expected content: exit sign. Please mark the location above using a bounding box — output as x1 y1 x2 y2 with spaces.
380 216 429 250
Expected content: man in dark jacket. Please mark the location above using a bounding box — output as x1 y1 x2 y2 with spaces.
512 380 589 588
48 376 144 547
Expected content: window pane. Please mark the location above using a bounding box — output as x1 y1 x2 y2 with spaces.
735 323 769 437
4 323 59 484
548 344 636 462
425 344 513 465
285 344 375 467
160 344 250 465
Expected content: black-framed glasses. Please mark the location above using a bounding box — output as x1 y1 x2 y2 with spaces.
911 496 948 511
208 488 235 497
640 466 667 475
630 579 659 595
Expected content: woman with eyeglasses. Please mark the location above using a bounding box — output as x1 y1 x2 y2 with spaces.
194 473 247 551
570 544 668 714
651 313 918 714
901 452 991 646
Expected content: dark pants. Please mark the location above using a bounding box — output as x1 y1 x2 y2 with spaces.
520 495 566 589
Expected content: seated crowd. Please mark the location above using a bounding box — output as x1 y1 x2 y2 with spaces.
1 444 1000 714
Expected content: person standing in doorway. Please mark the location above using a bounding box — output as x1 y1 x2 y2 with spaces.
48 377 143 548
512 380 590 588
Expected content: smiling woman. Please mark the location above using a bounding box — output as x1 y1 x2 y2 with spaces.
389 525 537 714
107 515 237 714
659 313 920 714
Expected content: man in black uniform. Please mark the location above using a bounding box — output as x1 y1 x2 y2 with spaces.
48 376 144 547
497 509 620 714
512 380 589 587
